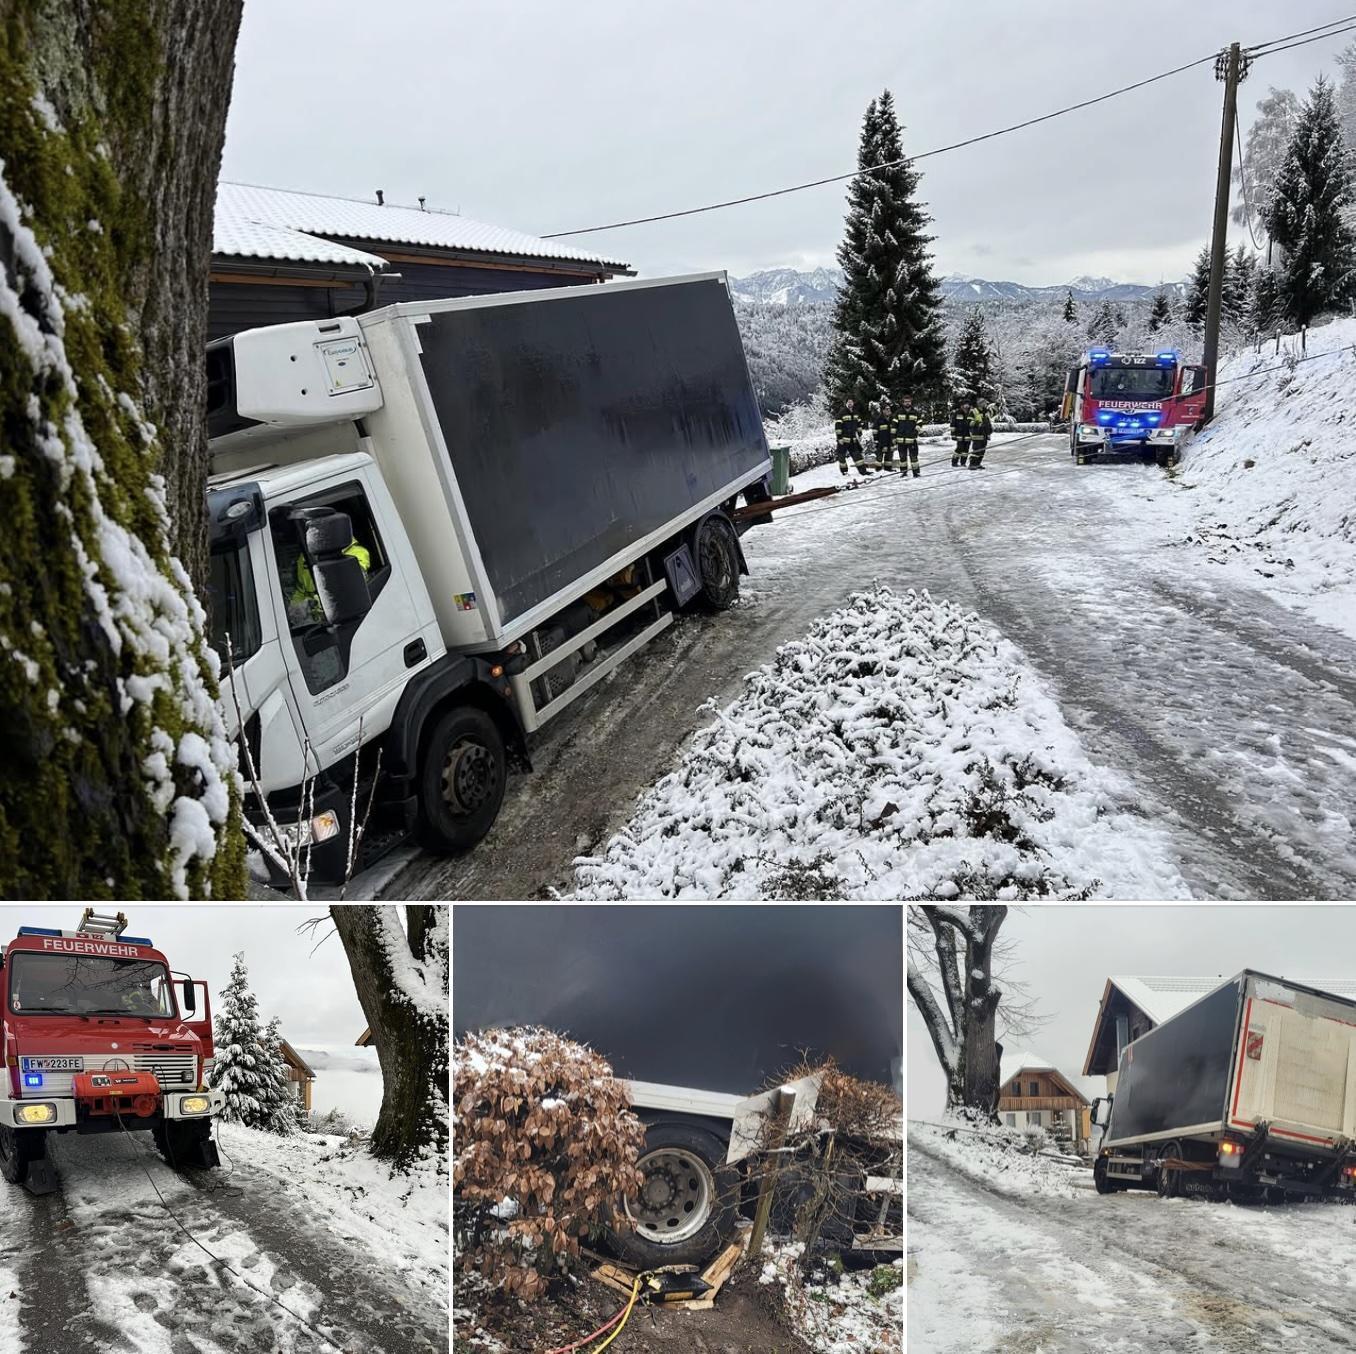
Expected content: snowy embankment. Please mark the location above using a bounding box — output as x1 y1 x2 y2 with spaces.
1175 318 1356 636
908 1119 1089 1199
571 586 1187 900
760 1243 902 1354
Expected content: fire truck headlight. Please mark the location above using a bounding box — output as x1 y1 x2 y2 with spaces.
179 1095 211 1116
15 1103 56 1125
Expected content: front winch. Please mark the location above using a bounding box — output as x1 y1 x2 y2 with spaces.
72 1070 162 1118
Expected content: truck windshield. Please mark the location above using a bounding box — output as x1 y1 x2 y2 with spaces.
8 953 176 1018
208 544 262 668
1089 367 1175 399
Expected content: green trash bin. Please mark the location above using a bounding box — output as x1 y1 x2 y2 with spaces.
770 444 791 496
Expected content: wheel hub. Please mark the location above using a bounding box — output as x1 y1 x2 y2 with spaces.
626 1147 714 1245
441 740 493 815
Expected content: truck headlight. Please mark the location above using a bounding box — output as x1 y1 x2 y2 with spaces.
179 1095 211 1116
280 809 340 850
16 1103 56 1125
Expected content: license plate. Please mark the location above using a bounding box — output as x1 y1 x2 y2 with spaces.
20 1056 83 1072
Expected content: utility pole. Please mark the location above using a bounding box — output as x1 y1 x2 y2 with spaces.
1202 42 1250 422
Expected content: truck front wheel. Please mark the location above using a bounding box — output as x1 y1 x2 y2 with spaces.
611 1122 739 1268
1093 1156 1120 1194
0 1125 46 1186
416 706 506 854
154 1118 220 1170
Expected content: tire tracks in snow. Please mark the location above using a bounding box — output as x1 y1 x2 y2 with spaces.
908 1136 1356 1352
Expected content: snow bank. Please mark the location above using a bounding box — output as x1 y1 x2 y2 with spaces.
908 1118 1089 1199
572 585 1186 900
1176 319 1356 637
760 1241 902 1353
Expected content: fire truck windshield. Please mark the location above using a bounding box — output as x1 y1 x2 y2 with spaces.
1089 367 1175 399
8 953 175 1018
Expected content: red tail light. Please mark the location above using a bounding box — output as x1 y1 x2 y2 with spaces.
1220 1141 1240 1155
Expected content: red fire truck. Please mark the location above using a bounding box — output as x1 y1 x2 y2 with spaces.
1062 347 1208 466
0 911 225 1194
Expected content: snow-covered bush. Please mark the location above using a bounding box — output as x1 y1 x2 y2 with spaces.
1022 1123 1051 1154
761 1242 902 1353
453 1027 645 1300
257 1015 300 1136
572 585 1184 900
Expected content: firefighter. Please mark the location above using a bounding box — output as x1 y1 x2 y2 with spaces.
834 398 872 476
950 401 972 467
895 393 921 478
871 398 896 471
968 402 994 469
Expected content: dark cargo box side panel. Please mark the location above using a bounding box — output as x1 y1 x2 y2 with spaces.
1110 979 1241 1141
452 905 902 1096
417 279 770 627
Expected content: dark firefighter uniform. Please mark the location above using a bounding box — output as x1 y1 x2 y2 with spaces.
895 404 921 477
968 406 994 469
950 408 971 467
871 407 896 470
834 406 871 476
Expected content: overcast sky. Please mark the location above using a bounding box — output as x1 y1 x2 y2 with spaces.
222 2 1351 286
908 906 1356 1119
0 906 370 1048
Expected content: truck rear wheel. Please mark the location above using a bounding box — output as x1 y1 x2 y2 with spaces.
694 513 740 610
415 706 506 854
0 1125 46 1186
611 1121 739 1268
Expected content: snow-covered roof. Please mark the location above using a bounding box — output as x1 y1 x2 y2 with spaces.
212 204 389 272
1000 1049 1094 1103
1106 975 1231 1025
215 181 629 272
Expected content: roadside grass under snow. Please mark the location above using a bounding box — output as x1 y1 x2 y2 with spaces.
908 1118 1089 1200
572 585 1187 900
760 1243 902 1354
1171 317 1356 638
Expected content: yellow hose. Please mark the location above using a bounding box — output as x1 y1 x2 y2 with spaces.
587 1274 642 1352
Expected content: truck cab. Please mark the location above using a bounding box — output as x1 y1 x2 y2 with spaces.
0 912 225 1193
1063 348 1208 466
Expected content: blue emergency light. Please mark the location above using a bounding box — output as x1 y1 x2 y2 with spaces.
120 936 153 947
17 927 62 938
1088 348 1111 366
1156 350 1180 366
23 1073 43 1088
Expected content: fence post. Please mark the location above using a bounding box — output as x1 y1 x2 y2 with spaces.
748 1087 796 1258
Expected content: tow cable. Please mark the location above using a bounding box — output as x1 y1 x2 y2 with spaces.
543 1265 715 1352
110 1107 349 1354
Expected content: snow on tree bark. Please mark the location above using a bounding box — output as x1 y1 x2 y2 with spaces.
332 905 448 1172
0 1 245 897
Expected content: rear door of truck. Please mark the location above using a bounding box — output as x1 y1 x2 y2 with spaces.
1228 975 1356 1149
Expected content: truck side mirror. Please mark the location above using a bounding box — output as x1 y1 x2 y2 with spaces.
1091 1095 1112 1128
181 979 196 1014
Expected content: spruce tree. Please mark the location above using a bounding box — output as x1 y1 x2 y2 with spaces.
1085 300 1118 346
1184 247 1212 328
1224 244 1257 331
1062 290 1078 324
825 90 946 413
950 309 999 405
259 1015 300 1136
1146 288 1173 332
210 952 268 1127
1253 265 1281 334
1267 77 1356 327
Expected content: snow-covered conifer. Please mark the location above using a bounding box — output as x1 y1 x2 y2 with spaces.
258 1014 300 1136
209 952 268 1127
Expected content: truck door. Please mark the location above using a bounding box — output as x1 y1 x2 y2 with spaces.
1061 366 1080 423
263 469 432 772
1175 365 1208 425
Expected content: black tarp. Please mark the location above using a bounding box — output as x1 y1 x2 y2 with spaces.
452 905 901 1095
416 277 769 628
1108 978 1242 1141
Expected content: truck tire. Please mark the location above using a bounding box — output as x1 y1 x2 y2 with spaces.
154 1118 220 1170
0 1125 46 1186
1093 1156 1120 1194
611 1121 739 1269
415 706 506 854
694 513 740 610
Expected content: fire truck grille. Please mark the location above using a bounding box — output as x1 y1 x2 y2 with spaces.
131 1054 197 1088
17 1052 198 1097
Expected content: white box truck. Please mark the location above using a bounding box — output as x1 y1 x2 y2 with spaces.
1091 971 1356 1201
205 274 773 882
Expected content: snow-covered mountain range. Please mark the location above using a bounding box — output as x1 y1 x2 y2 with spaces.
729 266 1186 306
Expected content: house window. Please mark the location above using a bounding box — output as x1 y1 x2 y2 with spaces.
1028 1111 1043 1127
1004 1114 1016 1127
1011 1080 1022 1095
1028 1080 1039 1097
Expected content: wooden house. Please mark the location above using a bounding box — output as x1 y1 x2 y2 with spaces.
998 1050 1092 1151
278 1039 316 1114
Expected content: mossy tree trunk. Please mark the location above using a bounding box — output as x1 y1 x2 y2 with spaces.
332 905 449 1171
0 1 245 897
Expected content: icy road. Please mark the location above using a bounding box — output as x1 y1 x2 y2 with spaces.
0 1125 448 1353
387 436 1356 901
908 1126 1356 1352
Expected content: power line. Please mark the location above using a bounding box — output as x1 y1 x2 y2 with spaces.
542 51 1220 239
1234 117 1266 251
1249 21 1356 59
1245 14 1356 53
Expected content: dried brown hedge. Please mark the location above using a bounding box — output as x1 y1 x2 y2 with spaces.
453 1026 645 1300
778 1056 903 1142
